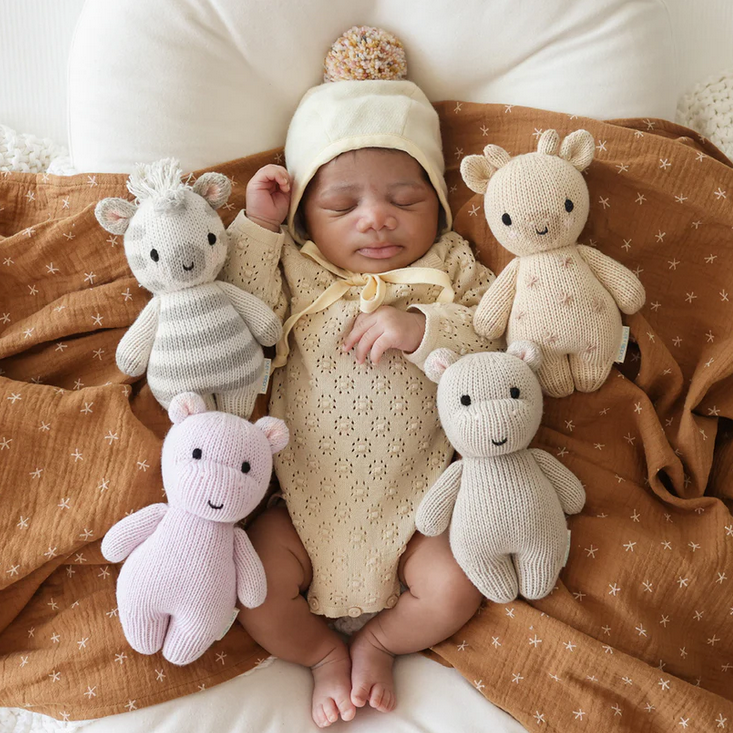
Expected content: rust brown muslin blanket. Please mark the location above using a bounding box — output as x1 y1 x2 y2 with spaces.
1 104 732 731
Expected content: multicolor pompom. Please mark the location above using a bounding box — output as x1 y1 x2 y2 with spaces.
323 26 407 82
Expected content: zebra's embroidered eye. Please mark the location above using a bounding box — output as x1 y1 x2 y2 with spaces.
565 198 574 213
501 213 512 226
460 395 471 406
150 248 160 262
510 387 520 399
208 232 217 245
192 448 202 459
241 461 250 473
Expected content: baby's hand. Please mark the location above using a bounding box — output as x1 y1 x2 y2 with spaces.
342 306 426 365
246 164 291 232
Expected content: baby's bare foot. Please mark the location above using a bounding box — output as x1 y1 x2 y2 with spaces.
311 642 356 728
350 625 396 713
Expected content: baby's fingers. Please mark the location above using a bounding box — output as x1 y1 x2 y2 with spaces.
369 334 393 365
353 327 381 365
342 314 374 353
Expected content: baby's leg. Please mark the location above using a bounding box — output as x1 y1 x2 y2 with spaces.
350 530 482 712
239 506 355 728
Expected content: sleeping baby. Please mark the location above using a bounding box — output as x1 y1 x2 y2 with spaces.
222 27 499 727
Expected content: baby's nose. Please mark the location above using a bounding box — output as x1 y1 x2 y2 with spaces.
357 202 397 232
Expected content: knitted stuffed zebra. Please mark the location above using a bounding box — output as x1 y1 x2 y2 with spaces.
95 158 282 418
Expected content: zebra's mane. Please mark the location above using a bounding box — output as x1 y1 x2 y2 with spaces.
127 158 188 210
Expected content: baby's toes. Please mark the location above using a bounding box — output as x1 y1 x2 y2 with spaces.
314 700 338 728
351 682 371 708
336 694 356 721
369 683 388 712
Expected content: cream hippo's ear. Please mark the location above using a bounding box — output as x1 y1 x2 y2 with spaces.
460 144 510 194
507 341 543 372
168 392 210 424
255 416 289 454
536 129 560 156
559 129 595 171
424 348 460 384
193 172 232 210
95 197 137 235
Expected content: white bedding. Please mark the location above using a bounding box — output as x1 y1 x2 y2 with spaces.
2 1 733 731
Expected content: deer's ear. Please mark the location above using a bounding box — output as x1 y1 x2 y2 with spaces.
559 130 595 171
95 197 137 234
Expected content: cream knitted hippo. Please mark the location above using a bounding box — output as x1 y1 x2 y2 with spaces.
416 342 585 603
101 392 289 665
461 129 645 398
95 158 282 418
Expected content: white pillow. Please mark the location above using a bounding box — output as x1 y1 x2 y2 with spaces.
68 0 676 173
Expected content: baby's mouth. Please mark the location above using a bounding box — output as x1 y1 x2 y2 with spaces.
207 500 224 510
357 244 403 259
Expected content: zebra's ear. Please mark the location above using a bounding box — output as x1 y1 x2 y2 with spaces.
193 172 231 210
95 197 137 234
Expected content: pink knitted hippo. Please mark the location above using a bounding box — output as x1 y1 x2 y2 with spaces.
101 392 288 665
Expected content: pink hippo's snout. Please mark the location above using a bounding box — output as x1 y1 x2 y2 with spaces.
175 459 264 523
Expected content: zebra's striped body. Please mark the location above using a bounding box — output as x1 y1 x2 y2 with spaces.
149 283 264 408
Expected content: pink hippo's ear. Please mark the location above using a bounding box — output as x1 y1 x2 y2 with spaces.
193 172 232 210
507 341 543 372
424 348 460 384
95 197 137 235
255 417 290 454
168 393 210 424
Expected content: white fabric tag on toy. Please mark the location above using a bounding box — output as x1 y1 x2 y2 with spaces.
217 608 240 640
615 326 631 363
259 358 272 394
563 529 572 567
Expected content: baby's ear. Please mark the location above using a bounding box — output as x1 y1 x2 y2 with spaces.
95 197 137 235
424 348 460 384
559 130 595 171
168 392 209 424
193 172 232 210
460 144 510 194
255 417 290 454
507 341 543 372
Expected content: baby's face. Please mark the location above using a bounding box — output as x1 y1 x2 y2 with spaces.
301 149 440 273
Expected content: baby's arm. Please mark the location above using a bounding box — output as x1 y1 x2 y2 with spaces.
233 526 267 608
220 165 291 320
101 503 168 563
529 448 586 515
405 233 502 371
415 460 463 536
116 298 160 377
576 245 645 314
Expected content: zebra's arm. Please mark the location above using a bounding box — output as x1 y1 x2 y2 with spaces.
216 281 283 347
116 297 160 377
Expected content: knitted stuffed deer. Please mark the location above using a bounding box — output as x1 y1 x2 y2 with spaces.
95 158 282 418
461 130 645 398
102 392 288 665
416 343 585 603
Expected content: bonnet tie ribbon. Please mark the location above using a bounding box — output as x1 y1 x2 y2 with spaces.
273 241 454 367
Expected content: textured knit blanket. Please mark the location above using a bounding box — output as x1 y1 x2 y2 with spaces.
1 105 732 731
